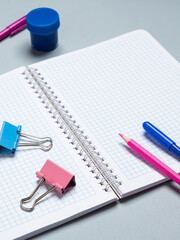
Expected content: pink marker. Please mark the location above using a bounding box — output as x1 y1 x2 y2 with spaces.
0 15 26 41
119 133 180 185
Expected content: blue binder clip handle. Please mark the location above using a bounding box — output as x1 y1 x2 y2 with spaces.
0 121 53 154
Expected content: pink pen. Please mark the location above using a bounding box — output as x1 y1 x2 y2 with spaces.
119 133 180 185
0 15 26 41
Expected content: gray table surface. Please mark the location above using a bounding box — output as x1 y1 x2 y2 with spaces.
0 0 180 240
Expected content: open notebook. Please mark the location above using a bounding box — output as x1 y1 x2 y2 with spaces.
0 30 180 240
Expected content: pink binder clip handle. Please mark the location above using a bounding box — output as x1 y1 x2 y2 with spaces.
20 160 76 212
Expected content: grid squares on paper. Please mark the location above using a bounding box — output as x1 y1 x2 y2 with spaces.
0 69 95 232
33 30 180 180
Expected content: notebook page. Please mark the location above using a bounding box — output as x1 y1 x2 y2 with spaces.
30 30 180 196
0 68 116 240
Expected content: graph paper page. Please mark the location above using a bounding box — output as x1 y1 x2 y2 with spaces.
31 30 180 196
0 67 116 240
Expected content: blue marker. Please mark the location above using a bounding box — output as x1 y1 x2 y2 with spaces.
143 121 180 158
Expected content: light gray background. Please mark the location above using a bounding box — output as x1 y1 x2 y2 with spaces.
0 1 180 240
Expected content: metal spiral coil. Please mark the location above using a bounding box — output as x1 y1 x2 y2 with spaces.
22 67 122 199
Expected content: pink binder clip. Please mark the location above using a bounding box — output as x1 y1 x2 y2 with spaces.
20 160 76 212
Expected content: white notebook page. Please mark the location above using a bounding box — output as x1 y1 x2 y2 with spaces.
30 30 180 196
0 68 116 240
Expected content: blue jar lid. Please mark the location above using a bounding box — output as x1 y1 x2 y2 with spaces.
26 8 60 35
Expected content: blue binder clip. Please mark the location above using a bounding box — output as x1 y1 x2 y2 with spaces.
0 121 53 154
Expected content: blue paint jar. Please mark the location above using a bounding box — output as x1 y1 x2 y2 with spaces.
26 8 60 51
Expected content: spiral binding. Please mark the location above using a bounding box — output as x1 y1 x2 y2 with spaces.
22 67 122 199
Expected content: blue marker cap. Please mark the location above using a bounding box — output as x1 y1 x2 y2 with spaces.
26 8 60 51
143 121 175 150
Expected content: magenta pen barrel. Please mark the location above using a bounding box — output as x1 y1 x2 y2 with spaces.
0 28 10 40
8 16 26 31
0 15 26 41
10 24 27 37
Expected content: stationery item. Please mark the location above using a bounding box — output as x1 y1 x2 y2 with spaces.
143 121 180 158
0 121 53 154
119 134 180 185
0 15 26 41
26 8 60 51
0 30 180 240
20 160 76 212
